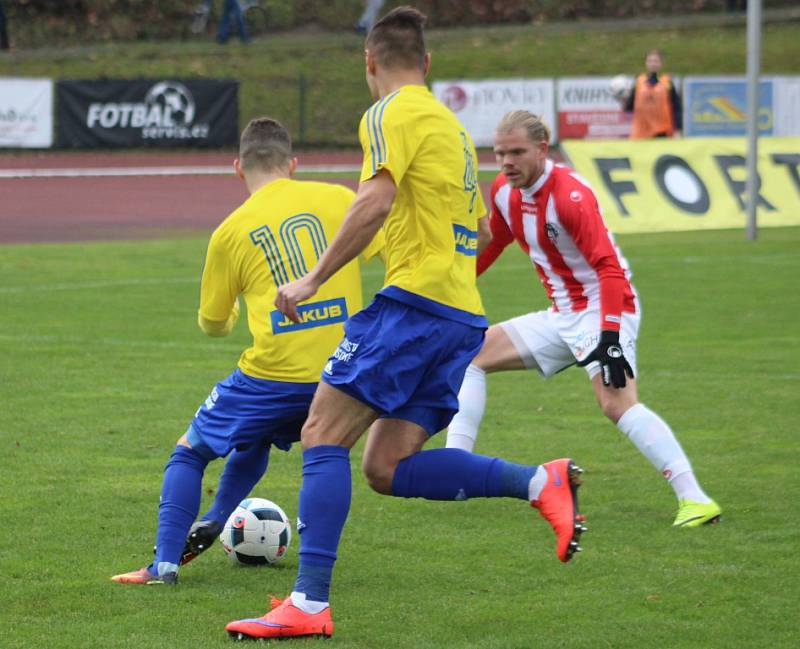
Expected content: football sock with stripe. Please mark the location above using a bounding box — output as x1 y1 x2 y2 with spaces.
292 445 351 612
151 445 209 576
200 444 270 525
616 403 711 503
446 364 486 452
391 448 537 501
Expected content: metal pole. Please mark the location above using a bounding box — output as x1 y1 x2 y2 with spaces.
744 0 762 240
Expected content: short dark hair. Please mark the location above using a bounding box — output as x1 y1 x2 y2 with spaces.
366 6 427 71
239 117 292 173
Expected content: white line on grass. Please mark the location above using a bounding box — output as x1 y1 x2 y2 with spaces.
5 332 798 378
0 332 242 353
0 267 386 294
0 277 198 294
0 253 790 295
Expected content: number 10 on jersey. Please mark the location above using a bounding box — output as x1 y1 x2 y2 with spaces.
249 213 329 286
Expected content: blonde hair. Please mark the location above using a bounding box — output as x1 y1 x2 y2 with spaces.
496 110 551 143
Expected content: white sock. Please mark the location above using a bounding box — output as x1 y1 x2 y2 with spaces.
290 591 329 614
527 465 549 502
616 403 711 503
156 561 179 577
446 364 487 452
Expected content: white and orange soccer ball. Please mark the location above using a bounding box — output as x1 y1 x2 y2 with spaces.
220 498 292 565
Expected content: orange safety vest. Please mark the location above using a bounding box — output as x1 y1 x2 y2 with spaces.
630 73 675 139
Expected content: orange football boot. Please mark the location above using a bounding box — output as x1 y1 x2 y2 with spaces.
226 596 334 640
530 458 586 562
110 566 177 585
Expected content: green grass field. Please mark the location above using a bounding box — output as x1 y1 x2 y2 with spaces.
1 226 798 648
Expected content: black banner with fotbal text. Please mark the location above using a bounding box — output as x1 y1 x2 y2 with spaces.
57 79 238 148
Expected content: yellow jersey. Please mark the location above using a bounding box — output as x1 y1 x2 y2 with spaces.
359 84 487 327
199 178 383 383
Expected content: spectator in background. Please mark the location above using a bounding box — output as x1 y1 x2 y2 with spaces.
726 0 747 12
624 49 682 138
354 0 386 34
217 0 250 44
0 0 9 51
191 0 214 35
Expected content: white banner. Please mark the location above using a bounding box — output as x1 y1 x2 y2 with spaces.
556 76 632 140
432 78 557 145
0 78 54 148
772 76 800 137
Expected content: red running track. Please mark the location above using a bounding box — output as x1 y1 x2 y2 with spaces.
0 149 505 244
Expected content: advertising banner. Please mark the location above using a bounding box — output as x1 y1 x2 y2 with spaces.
772 76 800 137
0 78 54 148
556 76 632 140
432 78 557 145
561 137 800 233
683 76 773 137
57 79 238 148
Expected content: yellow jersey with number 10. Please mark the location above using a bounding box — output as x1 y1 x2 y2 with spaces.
359 84 486 327
199 178 383 383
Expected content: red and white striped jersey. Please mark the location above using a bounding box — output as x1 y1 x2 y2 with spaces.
479 160 638 332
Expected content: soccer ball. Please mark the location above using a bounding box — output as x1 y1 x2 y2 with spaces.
220 498 292 565
609 74 632 101
144 81 196 125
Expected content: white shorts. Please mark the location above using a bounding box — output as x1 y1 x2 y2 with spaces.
500 309 640 379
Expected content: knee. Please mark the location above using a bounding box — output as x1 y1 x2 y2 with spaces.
603 406 625 424
361 455 395 495
300 412 329 448
599 396 636 424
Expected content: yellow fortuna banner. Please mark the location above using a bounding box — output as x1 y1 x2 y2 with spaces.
561 137 800 233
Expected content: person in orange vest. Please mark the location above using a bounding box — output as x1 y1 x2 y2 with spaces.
624 49 682 138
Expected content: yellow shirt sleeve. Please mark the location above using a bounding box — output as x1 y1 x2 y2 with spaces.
359 94 411 185
198 227 241 334
198 299 240 337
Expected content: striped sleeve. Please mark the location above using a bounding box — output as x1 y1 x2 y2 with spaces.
359 91 405 184
477 175 515 276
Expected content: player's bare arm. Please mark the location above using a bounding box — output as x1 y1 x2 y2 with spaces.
275 169 396 322
476 215 491 255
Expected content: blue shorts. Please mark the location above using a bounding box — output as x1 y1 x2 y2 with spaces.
321 295 485 435
186 369 317 460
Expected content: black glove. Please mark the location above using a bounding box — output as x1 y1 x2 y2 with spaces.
576 330 634 389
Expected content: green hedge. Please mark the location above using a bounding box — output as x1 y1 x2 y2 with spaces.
5 0 799 48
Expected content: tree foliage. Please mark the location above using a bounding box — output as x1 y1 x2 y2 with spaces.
4 0 797 48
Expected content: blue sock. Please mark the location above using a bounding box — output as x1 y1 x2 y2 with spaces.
392 448 537 501
150 445 209 576
293 445 351 603
201 444 270 525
